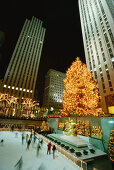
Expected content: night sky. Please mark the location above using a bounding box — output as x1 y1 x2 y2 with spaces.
0 0 85 106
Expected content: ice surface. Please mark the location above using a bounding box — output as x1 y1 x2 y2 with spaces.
0 131 80 170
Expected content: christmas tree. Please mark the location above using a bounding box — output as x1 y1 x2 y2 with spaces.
108 130 114 162
61 57 101 116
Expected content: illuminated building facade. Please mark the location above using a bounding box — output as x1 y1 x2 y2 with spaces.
43 69 66 110
3 16 46 99
78 0 114 114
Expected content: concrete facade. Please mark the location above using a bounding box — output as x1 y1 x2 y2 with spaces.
78 0 114 114
43 69 66 110
3 16 46 99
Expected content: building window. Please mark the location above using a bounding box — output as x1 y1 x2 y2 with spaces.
102 83 105 89
110 88 113 91
108 81 112 87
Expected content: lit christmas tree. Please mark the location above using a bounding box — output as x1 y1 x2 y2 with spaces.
108 130 114 162
61 57 101 116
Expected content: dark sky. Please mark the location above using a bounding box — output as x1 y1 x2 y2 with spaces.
0 0 85 106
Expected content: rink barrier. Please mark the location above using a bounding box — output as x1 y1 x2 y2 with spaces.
0 128 30 132
35 133 87 170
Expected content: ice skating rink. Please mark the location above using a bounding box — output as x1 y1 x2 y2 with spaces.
0 131 80 170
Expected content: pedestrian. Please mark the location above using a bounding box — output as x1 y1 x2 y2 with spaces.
34 135 36 144
27 138 31 150
0 139 4 146
30 133 32 140
26 134 29 143
14 156 23 170
52 145 56 159
22 133 25 144
15 132 18 138
47 142 51 155
40 138 43 146
36 143 41 156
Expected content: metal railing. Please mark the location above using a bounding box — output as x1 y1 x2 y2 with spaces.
36 133 87 170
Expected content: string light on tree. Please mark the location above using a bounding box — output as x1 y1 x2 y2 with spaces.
108 130 114 162
61 57 103 117
22 98 39 117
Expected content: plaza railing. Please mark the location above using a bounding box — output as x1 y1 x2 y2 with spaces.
36 133 87 170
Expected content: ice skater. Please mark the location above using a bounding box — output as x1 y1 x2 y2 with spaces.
52 145 56 159
36 143 41 156
22 133 25 144
0 139 4 146
26 134 29 143
14 156 23 170
47 142 51 155
27 138 31 150
15 132 18 138
34 135 36 144
40 138 43 146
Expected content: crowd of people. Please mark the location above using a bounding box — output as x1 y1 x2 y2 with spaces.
14 130 57 169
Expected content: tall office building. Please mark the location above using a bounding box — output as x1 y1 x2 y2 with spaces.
78 0 114 114
3 16 46 99
43 69 66 110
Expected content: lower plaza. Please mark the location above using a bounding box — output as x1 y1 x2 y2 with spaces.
0 124 113 170
0 131 80 170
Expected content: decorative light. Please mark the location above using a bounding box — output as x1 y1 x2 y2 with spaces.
91 126 102 138
23 89 26 91
16 87 18 90
108 130 114 162
20 88 22 91
27 90 29 92
4 85 6 88
61 57 104 117
12 86 14 89
8 86 10 88
30 90 32 93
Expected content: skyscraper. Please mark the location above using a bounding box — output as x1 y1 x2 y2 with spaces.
78 0 114 114
3 16 46 99
43 69 66 110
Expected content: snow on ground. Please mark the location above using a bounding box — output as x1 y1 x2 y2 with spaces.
0 131 80 170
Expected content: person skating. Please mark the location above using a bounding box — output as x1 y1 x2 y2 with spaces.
26 134 29 143
34 135 36 144
14 156 23 170
22 133 25 144
36 143 41 156
30 133 32 140
40 138 43 146
52 145 56 159
27 138 31 150
47 142 51 155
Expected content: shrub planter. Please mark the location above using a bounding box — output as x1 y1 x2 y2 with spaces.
89 149 95 154
76 152 82 157
61 144 65 147
65 146 69 150
69 148 75 153
83 150 88 155
57 142 61 145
